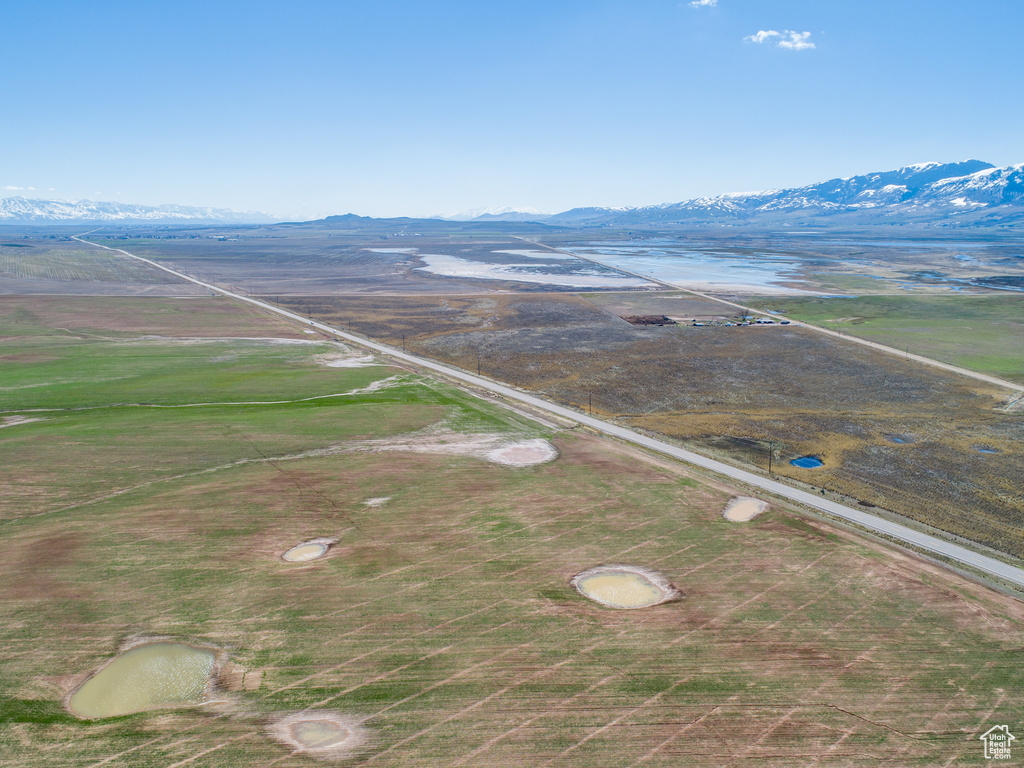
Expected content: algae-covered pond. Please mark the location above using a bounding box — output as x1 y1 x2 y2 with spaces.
67 642 217 719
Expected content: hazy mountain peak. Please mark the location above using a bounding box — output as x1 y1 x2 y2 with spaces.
443 206 552 222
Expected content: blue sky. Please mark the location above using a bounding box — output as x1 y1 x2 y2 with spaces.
2 0 1022 219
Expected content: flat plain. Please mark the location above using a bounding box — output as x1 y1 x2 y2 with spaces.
2 294 1024 767
4 226 1024 766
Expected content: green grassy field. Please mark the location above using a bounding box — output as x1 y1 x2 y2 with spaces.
770 294 1024 383
3 296 1024 766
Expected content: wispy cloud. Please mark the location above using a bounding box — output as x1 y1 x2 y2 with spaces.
3 185 36 191
689 0 717 7
744 29 816 50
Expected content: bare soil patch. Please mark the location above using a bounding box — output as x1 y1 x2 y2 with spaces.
571 564 682 609
1 415 42 428
723 496 767 522
267 711 372 761
351 428 557 467
282 538 336 563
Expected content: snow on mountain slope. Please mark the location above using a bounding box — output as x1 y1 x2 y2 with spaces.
542 160 1021 227
0 196 276 224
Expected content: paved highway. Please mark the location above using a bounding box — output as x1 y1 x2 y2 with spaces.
75 236 1024 589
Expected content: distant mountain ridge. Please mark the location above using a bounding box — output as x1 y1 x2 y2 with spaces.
539 161 1024 227
0 196 275 224
5 161 1023 228
440 206 551 222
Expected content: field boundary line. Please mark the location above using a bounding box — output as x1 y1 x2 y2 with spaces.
626 703 726 767
539 679 690 767
451 674 619 766
161 733 255 768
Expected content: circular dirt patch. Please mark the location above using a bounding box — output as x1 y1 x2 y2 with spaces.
486 439 558 467
268 711 371 761
571 565 680 609
282 538 333 563
722 496 767 522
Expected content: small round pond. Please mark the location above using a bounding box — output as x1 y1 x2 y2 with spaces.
67 642 217 719
790 456 824 468
571 565 680 609
282 539 331 562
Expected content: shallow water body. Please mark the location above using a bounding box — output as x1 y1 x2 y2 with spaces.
563 244 807 292
68 642 215 719
791 456 824 468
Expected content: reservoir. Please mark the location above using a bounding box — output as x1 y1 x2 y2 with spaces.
67 642 217 719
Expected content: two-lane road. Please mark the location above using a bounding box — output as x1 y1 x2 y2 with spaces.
74 236 1024 589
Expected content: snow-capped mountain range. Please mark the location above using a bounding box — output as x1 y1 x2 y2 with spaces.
0 197 275 224
538 161 1024 227
4 161 1023 227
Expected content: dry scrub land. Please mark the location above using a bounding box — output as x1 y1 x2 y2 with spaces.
281 292 1024 561
3 296 1024 766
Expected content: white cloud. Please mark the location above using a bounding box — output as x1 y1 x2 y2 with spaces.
744 29 815 50
689 0 717 7
3 185 36 191
778 31 815 50
745 30 781 44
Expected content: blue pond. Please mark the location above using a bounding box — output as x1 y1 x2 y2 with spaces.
791 456 824 469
